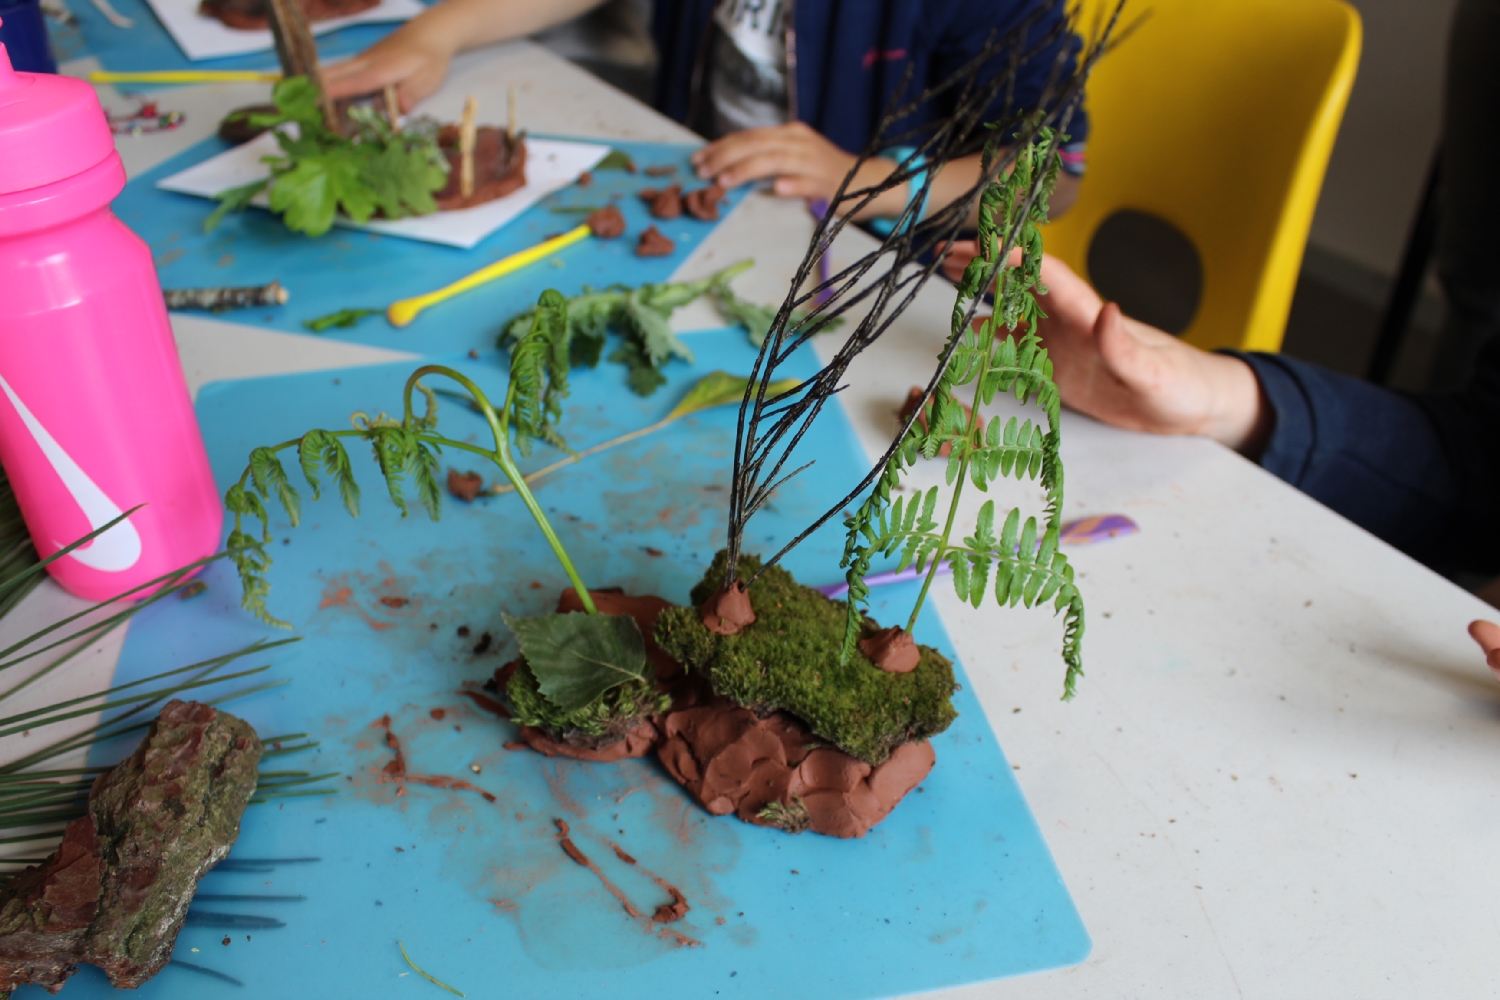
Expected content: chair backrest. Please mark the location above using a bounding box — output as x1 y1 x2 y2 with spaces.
1045 0 1361 352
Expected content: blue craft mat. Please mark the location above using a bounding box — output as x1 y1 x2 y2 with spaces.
113 136 747 356
50 0 413 72
28 330 1088 999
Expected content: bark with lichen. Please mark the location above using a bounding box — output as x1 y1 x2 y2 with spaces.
0 700 261 996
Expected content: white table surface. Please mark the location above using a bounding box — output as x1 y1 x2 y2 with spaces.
8 40 1496 999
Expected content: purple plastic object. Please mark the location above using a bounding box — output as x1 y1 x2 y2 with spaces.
0 35 222 600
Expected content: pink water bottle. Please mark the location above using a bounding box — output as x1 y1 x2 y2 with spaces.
0 30 222 602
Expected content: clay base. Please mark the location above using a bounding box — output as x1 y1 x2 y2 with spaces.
434 127 527 211
698 580 755 635
656 691 935 839
519 720 660 762
198 0 377 30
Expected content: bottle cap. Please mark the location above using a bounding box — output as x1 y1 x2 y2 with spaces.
0 19 116 196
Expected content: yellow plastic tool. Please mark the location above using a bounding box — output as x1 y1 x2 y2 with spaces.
1046 0 1361 353
88 70 283 84
386 224 592 328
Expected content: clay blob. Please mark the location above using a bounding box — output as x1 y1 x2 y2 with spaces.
446 469 485 502
198 0 376 30
635 226 676 258
698 580 755 635
858 626 921 674
639 184 683 220
576 170 593 188
434 127 528 211
584 204 627 240
643 164 678 177
683 184 726 221
656 691 936 839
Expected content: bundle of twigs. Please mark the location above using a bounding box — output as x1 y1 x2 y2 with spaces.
715 5 1126 596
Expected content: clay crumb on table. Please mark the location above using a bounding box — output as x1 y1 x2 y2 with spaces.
636 225 676 257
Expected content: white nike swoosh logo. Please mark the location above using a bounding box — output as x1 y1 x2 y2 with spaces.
0 374 143 573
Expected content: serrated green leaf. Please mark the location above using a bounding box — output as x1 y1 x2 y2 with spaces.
504 612 649 715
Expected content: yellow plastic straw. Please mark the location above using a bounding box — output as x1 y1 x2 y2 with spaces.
88 70 282 84
386 224 592 328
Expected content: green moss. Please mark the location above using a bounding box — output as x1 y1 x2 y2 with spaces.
506 658 670 748
656 551 957 765
757 798 810 833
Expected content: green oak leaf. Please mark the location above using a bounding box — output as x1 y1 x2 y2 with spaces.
503 613 649 715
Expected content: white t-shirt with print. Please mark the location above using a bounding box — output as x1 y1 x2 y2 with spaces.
706 0 789 138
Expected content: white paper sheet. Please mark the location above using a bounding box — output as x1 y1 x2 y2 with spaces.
145 0 426 61
157 131 612 249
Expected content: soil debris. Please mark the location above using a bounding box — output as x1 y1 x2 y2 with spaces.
446 469 485 502
371 716 496 803
378 596 409 609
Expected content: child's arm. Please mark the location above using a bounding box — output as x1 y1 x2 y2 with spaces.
323 0 604 108
688 123 1078 225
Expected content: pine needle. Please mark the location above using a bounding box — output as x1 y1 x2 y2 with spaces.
399 941 466 997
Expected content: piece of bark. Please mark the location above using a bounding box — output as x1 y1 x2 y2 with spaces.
636 225 676 258
264 0 339 132
0 701 261 995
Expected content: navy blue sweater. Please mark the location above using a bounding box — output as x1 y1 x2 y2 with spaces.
1238 340 1500 575
649 0 1088 154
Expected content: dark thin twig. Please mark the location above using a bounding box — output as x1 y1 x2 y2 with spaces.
720 7 1124 585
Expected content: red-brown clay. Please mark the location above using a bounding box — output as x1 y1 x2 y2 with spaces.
518 721 659 762
698 580 755 635
858 626 921 674
576 171 593 188
656 694 935 839
585 204 626 239
457 689 509 717
639 184 683 220
643 164 678 177
446 469 484 502
371 715 496 802
550 820 701 945
683 184 726 221
635 225 676 258
434 128 527 210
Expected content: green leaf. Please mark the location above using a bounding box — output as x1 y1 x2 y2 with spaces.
623 292 695 368
205 179 269 233
608 341 668 397
593 149 637 172
303 308 381 333
267 150 361 237
666 371 801 421
503 613 649 715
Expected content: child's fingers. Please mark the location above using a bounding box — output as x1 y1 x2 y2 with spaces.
713 148 819 189
1468 620 1500 675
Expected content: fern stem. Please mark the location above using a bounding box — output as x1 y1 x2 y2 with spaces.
402 366 599 615
906 332 992 634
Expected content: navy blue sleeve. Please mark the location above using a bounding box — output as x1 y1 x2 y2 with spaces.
930 0 1090 146
1232 345 1500 575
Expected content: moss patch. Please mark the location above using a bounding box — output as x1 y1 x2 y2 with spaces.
507 659 670 749
655 551 957 765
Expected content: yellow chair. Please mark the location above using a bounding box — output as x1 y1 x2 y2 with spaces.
1045 0 1361 352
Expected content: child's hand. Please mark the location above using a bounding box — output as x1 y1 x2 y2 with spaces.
941 239 979 283
1469 620 1500 678
691 122 900 214
322 23 455 110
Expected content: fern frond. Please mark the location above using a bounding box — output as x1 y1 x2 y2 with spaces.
248 447 301 527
